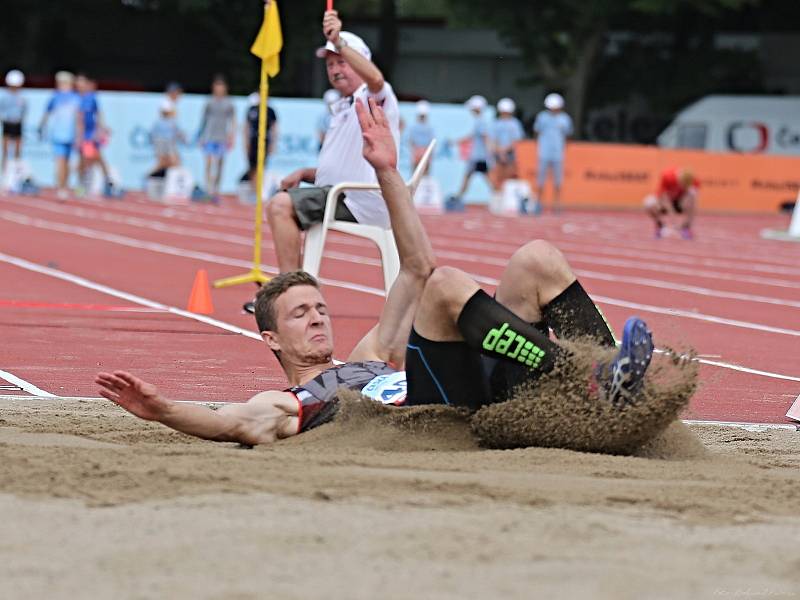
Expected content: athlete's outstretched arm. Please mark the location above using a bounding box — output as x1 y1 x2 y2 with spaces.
348 98 436 366
96 371 299 445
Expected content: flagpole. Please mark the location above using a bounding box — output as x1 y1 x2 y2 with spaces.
214 1 274 289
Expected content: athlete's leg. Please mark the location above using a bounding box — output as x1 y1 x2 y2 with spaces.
266 191 303 272
552 160 564 212
413 265 567 374
679 190 697 235
494 240 615 346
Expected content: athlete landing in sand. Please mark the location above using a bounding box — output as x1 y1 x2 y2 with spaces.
96 98 655 445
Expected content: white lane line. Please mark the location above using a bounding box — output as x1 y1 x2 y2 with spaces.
0 251 263 340
0 210 385 298
14 198 800 292
1 395 796 431
11 201 799 306
591 294 800 339
0 369 56 397
3 211 799 382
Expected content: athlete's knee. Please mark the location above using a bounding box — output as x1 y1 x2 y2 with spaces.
421 266 477 312
509 240 573 284
267 192 294 221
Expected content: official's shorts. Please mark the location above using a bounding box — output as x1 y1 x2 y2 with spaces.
468 160 489 174
52 142 73 159
494 149 516 166
538 158 564 187
203 141 227 158
404 325 550 411
286 186 357 231
2 121 22 140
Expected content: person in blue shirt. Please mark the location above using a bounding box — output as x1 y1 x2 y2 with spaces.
449 95 494 208
1 69 27 174
149 99 185 178
75 74 115 196
533 93 573 213
491 97 525 189
407 100 435 176
38 71 81 200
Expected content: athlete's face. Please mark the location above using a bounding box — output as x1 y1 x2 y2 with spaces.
326 53 362 97
264 285 334 365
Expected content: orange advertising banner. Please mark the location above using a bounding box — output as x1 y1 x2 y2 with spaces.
515 141 800 212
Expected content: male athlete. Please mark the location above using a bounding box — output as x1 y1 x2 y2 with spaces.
97 98 654 445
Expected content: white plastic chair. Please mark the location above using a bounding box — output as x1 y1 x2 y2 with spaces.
302 139 437 293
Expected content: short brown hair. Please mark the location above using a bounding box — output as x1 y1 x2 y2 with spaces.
254 271 320 332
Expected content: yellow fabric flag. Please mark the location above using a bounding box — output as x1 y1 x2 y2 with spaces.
250 1 283 76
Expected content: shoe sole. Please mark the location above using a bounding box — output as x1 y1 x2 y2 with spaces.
608 317 654 406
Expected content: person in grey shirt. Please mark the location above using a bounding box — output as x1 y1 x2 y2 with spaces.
196 75 235 200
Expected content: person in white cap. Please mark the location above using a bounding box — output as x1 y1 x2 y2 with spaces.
316 88 340 151
242 91 277 183
533 92 573 213
38 71 81 200
407 100 435 175
449 94 493 208
1 69 27 173
148 99 185 178
491 97 525 189
265 8 400 273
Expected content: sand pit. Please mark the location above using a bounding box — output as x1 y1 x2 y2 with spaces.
1 396 799 599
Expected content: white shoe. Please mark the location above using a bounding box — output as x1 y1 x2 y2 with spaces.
56 188 70 201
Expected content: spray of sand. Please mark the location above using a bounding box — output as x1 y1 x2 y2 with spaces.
471 341 699 454
315 342 700 458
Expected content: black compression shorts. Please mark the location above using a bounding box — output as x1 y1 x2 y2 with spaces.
405 324 549 411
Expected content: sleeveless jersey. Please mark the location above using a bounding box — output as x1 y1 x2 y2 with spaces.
287 361 407 432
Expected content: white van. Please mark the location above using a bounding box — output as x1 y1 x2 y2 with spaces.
657 95 800 155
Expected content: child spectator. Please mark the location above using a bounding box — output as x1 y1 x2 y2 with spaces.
0 69 27 173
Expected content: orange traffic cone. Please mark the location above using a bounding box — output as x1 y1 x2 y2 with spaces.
187 269 214 314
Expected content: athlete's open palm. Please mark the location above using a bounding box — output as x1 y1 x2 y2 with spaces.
356 97 397 171
96 371 171 421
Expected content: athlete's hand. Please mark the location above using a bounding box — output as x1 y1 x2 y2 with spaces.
322 10 342 45
280 169 305 190
356 97 397 171
96 371 173 422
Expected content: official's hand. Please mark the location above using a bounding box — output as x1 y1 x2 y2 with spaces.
280 169 305 190
96 371 172 422
356 97 397 171
322 10 342 45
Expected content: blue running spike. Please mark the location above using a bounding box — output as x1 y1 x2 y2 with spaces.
598 317 654 407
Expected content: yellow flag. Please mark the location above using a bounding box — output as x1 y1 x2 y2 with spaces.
250 1 283 76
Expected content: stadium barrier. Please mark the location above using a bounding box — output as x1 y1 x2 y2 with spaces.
515 140 800 213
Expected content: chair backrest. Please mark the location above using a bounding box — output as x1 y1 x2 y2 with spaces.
407 139 437 195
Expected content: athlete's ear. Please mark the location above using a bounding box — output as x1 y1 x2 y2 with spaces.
261 330 281 353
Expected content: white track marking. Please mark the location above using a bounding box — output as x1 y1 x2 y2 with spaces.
7 202 800 304
0 210 385 297
0 395 795 431
0 369 55 397
0 251 263 340
591 294 800 338
2 211 799 382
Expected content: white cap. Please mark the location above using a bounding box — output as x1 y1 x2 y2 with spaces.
5 69 24 87
248 92 260 106
497 97 515 114
544 93 564 110
323 88 341 105
465 95 487 111
416 100 431 116
55 70 74 85
316 32 371 61
160 99 176 113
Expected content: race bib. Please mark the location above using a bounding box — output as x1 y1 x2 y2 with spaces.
360 371 407 406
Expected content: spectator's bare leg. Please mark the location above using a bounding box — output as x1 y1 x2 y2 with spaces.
266 191 302 272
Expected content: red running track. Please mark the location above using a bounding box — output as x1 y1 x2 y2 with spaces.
1 190 798 424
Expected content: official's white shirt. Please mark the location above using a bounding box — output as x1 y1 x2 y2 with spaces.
315 82 401 228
